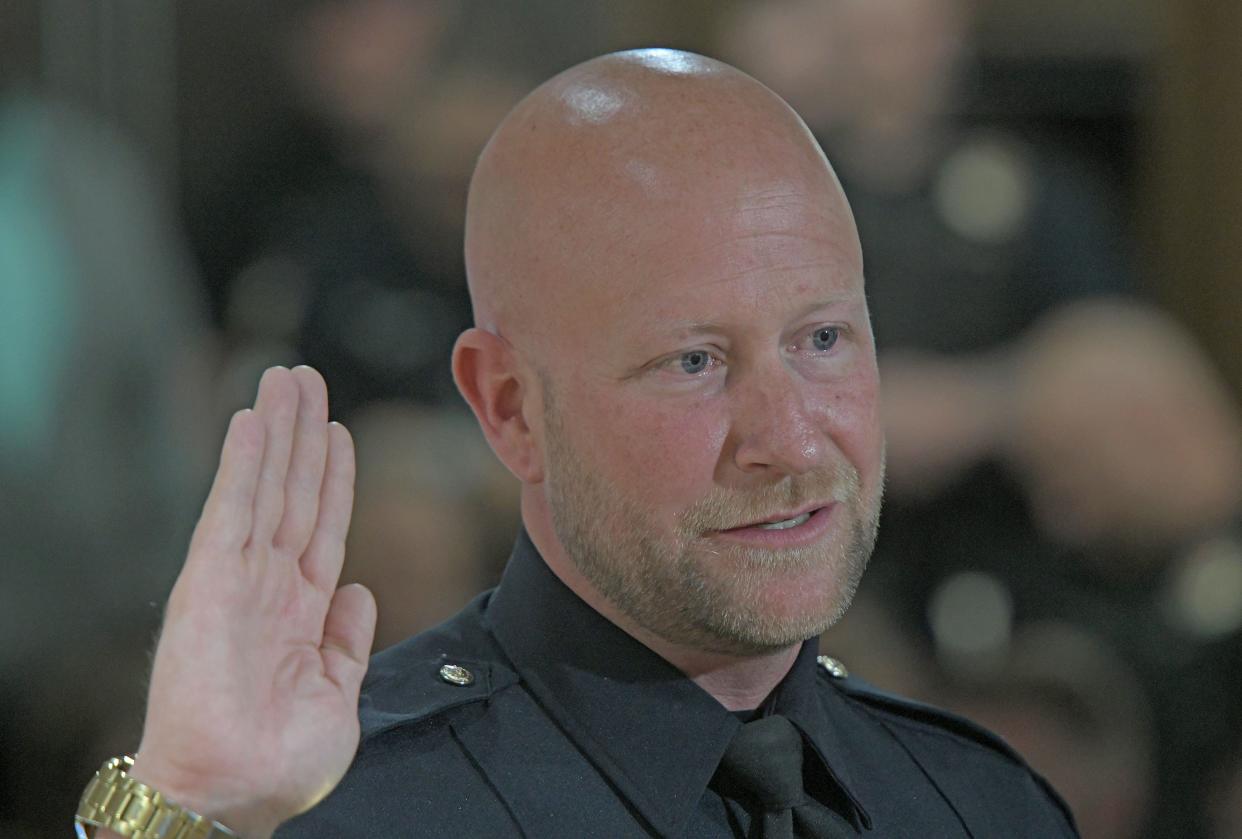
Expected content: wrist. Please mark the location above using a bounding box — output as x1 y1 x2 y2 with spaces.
76 755 256 839
125 753 276 838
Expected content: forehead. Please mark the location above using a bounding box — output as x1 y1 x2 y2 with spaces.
575 172 865 331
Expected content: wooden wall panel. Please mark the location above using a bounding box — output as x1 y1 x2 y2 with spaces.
1146 1 1242 396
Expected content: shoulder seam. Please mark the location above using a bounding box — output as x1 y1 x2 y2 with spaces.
853 697 1024 761
835 687 1078 836
825 675 1027 762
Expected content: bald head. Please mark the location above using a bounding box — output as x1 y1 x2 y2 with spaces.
463 49 858 349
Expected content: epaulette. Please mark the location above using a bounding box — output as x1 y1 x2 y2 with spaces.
356 592 520 740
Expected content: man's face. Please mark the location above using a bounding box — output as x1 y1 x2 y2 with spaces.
536 170 885 655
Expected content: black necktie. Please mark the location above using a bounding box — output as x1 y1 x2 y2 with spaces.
713 715 852 838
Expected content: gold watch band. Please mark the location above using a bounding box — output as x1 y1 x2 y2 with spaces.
75 756 240 839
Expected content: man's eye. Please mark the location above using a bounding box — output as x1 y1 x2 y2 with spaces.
812 327 840 351
679 350 712 374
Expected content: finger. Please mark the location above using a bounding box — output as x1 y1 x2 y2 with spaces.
249 367 300 547
321 583 377 693
300 422 356 593
274 367 330 555
190 408 265 557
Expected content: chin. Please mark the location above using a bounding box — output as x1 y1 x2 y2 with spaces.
688 565 856 655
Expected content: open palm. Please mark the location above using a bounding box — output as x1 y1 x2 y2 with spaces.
130 366 375 837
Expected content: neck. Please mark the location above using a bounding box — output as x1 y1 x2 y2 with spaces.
522 498 803 711
658 639 801 712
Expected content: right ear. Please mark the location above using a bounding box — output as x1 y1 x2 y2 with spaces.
452 328 545 484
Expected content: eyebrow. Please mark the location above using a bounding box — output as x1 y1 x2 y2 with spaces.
657 296 857 340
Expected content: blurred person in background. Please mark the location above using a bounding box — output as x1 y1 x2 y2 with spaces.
0 23 215 837
207 0 561 659
1006 301 1242 838
723 1 1242 834
196 3 615 658
203 0 601 422
210 0 480 416
910 303 1242 838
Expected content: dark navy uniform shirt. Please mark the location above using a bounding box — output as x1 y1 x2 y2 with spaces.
279 531 1077 837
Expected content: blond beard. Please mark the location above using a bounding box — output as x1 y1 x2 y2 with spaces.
542 391 882 656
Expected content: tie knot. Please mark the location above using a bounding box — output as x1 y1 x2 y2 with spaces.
715 714 806 810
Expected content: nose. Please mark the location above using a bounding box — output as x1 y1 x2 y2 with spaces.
728 361 830 477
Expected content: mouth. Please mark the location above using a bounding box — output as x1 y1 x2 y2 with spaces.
752 511 813 530
709 503 839 549
722 504 825 533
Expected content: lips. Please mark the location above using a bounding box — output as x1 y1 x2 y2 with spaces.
723 504 826 532
709 504 839 549
756 511 812 530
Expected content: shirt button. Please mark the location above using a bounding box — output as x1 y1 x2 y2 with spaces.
816 655 849 678
438 663 475 686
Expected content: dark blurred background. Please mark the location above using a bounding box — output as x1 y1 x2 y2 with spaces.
1 1 1240 837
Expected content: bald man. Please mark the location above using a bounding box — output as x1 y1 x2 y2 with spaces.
78 51 1076 838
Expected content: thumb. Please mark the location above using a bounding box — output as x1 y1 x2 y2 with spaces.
321 583 377 694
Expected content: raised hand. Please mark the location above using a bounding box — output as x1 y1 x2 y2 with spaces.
126 366 376 837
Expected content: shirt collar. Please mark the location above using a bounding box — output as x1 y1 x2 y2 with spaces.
486 530 871 836
769 640 873 830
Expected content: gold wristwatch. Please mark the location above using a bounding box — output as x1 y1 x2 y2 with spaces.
75 756 240 838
